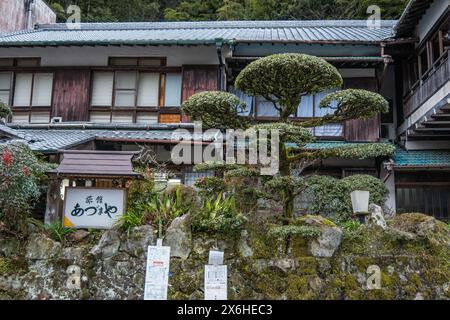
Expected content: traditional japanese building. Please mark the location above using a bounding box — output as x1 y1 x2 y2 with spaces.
0 0 449 220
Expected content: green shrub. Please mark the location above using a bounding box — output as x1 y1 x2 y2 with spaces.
0 143 53 233
305 174 388 222
117 208 150 233
119 186 191 236
0 101 11 119
164 184 198 212
192 194 244 235
339 220 362 232
194 176 228 198
44 222 74 242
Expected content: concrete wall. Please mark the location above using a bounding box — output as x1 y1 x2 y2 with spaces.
0 0 56 33
0 45 219 67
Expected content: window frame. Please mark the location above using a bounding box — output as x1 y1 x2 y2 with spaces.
12 71 55 108
0 71 13 106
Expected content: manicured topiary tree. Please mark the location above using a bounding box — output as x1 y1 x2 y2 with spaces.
181 91 249 130
183 53 395 221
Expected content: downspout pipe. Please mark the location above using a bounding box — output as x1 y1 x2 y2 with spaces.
216 40 225 91
26 0 35 30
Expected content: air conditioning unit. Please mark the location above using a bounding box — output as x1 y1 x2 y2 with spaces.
51 117 63 124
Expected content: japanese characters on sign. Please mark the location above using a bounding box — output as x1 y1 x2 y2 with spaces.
63 188 125 229
144 240 171 300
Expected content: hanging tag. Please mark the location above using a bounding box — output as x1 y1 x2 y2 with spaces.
208 250 224 265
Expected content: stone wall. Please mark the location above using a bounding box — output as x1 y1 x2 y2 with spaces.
0 213 449 300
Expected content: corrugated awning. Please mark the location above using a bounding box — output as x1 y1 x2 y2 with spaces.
50 150 141 178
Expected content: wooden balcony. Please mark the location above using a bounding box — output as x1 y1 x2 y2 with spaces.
403 51 450 118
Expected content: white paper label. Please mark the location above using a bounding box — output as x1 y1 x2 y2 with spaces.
208 250 224 265
204 265 227 300
144 244 170 300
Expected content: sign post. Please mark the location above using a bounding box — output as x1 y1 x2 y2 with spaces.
204 250 227 300
144 239 171 300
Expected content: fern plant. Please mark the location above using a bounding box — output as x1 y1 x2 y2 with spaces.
192 194 244 235
44 222 74 242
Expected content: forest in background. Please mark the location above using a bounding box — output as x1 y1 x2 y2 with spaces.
47 0 409 22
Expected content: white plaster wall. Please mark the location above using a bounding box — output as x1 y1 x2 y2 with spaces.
415 0 450 42
0 45 219 67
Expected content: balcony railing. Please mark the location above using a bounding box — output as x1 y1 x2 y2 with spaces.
403 50 450 118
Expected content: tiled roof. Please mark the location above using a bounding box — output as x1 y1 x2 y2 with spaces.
286 141 374 149
0 124 217 152
393 148 450 168
395 0 435 37
0 20 397 46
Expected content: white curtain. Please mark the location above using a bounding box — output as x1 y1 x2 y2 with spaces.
164 73 182 107
137 73 159 107
297 94 314 117
13 73 33 106
91 72 114 106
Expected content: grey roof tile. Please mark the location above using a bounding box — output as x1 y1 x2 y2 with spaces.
0 20 397 46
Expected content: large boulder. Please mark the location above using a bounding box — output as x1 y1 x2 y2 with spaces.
90 230 121 259
25 233 61 260
120 225 155 257
164 214 191 260
296 215 343 258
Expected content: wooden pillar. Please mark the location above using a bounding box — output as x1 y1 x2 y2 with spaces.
44 177 63 224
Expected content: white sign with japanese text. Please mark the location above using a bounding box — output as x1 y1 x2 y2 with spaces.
204 265 227 300
63 188 125 229
144 242 171 300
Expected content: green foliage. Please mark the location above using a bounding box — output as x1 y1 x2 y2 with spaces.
44 223 74 242
192 194 244 235
235 54 343 120
194 176 228 198
127 170 156 209
0 143 53 232
0 101 11 119
268 225 321 239
253 122 315 145
306 174 388 222
181 91 249 130
164 185 198 213
340 220 362 232
117 208 150 233
121 190 188 236
299 89 390 127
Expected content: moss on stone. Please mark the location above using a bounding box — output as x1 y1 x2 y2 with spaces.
296 257 318 275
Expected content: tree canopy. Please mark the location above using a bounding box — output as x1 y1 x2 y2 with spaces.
49 0 409 22
235 54 343 121
181 91 249 130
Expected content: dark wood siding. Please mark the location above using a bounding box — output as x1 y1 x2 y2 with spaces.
344 78 380 142
52 70 91 122
181 65 219 122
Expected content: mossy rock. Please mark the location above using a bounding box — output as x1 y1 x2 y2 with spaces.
296 257 318 275
294 215 337 228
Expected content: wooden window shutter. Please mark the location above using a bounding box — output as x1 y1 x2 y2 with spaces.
343 78 380 142
180 66 219 123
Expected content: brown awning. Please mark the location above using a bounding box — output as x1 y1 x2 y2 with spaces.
49 150 141 179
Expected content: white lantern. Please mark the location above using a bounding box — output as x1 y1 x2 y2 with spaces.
350 190 370 213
